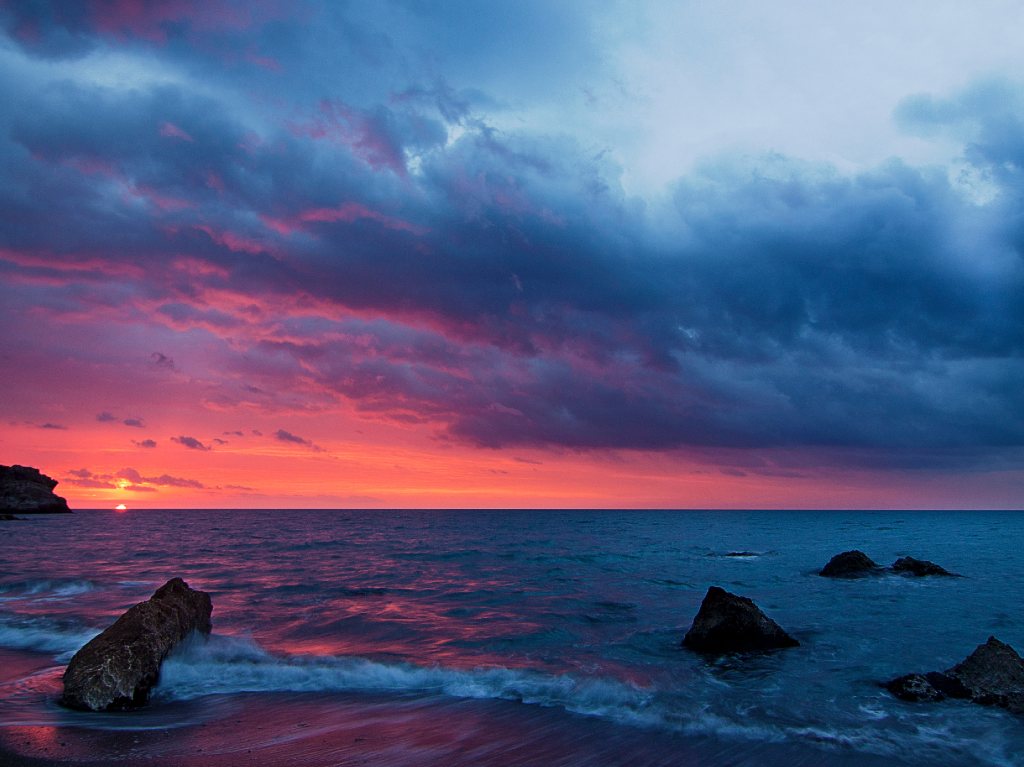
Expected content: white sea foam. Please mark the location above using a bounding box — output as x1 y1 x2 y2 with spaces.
157 633 659 726
154 634 1021 765
0 579 98 599
0 616 98 660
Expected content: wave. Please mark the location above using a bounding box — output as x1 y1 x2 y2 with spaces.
157 633 660 727
0 615 98 660
705 551 772 559
155 635 1020 766
0 579 98 598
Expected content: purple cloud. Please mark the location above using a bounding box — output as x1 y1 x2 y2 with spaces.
274 429 322 451
171 435 210 451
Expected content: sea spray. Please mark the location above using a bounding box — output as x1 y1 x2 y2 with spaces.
157 633 660 727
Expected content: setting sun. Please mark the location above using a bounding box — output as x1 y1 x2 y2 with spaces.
114 504 127 512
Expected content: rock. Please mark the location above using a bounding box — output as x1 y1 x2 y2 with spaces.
885 671 970 702
948 636 1024 712
886 673 947 702
682 586 799 654
819 550 880 577
0 465 71 514
61 578 212 711
891 556 955 577
885 637 1024 714
0 513 20 521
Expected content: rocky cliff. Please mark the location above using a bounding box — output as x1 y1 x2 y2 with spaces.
0 465 71 513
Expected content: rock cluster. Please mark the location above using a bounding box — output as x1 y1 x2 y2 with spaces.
887 637 1024 714
819 550 957 578
683 586 799 654
0 465 71 514
61 578 212 711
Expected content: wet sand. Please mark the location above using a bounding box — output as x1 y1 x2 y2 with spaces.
0 683 900 767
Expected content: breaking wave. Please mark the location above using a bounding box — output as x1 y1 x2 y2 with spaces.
153 634 1017 765
0 579 98 599
157 633 661 727
0 615 98 660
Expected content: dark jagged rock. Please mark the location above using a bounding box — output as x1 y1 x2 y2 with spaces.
0 513 20 521
886 671 970 702
819 550 880 577
682 586 799 654
891 556 956 577
0 465 71 514
885 637 1024 714
61 578 212 711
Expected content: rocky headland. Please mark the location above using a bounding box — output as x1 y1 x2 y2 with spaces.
61 578 212 711
0 465 71 514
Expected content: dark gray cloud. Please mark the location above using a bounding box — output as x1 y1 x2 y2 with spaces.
274 429 322 451
64 466 203 489
171 435 210 451
1 7 1022 476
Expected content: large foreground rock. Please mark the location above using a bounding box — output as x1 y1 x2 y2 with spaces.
682 586 799 654
61 578 212 711
891 556 956 577
819 550 880 577
0 465 70 514
886 637 1024 714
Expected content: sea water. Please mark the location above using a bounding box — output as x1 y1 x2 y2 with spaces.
0 509 1022 765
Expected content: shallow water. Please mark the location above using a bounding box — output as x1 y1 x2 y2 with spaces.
1 509 1022 765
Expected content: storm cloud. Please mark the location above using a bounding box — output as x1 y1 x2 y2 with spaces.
1 1 1022 483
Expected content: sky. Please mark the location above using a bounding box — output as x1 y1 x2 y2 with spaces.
1 0 1023 509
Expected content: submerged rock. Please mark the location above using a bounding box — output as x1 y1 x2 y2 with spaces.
891 556 956 577
819 550 880 578
0 513 19 521
61 578 212 711
0 465 71 514
886 637 1024 714
682 586 799 654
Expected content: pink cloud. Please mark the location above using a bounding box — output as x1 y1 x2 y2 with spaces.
0 248 146 281
245 50 282 72
205 171 226 192
193 225 270 255
86 0 282 43
262 202 427 237
125 184 195 212
60 156 120 178
159 122 194 142
290 100 407 175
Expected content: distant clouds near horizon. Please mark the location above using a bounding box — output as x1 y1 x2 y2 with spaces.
0 0 1022 508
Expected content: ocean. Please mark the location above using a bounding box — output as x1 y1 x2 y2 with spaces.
0 509 1021 766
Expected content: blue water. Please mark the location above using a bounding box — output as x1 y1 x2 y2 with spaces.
0 509 1022 766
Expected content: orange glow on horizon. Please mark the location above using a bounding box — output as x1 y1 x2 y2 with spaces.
4 412 1023 511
